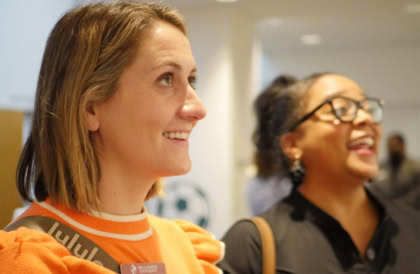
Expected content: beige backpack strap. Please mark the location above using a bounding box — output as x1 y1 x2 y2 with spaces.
251 216 276 274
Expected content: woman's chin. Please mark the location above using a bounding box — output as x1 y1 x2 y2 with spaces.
348 163 378 181
167 160 192 177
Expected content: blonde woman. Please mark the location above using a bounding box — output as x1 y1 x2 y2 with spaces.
1 2 223 273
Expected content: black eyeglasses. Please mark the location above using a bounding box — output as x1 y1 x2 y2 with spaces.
289 95 384 131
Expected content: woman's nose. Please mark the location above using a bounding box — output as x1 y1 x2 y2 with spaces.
353 108 375 126
179 88 207 121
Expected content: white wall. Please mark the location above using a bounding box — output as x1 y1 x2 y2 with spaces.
176 7 236 238
0 0 75 112
166 6 259 238
265 45 420 161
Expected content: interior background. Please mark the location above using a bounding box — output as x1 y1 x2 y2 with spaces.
1 0 419 237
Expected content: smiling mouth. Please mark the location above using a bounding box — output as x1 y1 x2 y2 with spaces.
348 136 375 155
348 136 374 148
163 132 189 140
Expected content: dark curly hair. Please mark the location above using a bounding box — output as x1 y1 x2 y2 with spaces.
253 74 298 178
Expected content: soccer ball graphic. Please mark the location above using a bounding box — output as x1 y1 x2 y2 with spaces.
145 180 210 228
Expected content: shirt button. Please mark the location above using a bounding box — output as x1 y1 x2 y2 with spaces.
366 248 375 261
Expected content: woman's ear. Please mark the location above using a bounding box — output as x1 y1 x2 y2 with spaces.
280 132 303 160
85 102 100 132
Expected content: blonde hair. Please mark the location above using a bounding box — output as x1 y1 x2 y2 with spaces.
17 2 185 212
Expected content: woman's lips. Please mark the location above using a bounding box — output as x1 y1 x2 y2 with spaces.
348 136 375 156
349 145 374 156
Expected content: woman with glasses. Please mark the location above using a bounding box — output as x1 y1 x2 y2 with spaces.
218 73 420 273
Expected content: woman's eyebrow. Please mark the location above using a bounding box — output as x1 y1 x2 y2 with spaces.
150 61 197 74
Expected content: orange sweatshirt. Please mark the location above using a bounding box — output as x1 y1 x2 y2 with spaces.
0 200 224 274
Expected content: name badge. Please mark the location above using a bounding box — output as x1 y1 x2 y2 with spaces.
120 262 166 274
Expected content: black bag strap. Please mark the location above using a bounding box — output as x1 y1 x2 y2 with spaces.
249 217 276 274
4 215 120 273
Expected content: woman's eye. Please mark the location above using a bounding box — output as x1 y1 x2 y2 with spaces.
335 107 347 116
159 73 173 86
188 76 197 89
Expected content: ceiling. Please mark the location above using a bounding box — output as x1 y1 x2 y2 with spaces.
159 0 420 55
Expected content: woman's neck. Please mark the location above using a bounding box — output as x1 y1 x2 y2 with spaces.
298 171 379 258
96 167 156 216
298 171 369 218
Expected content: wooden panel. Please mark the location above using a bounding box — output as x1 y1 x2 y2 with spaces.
0 109 23 228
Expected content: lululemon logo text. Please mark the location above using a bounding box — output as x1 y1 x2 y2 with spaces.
47 222 104 266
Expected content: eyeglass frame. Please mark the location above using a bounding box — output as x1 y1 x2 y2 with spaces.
289 95 385 132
